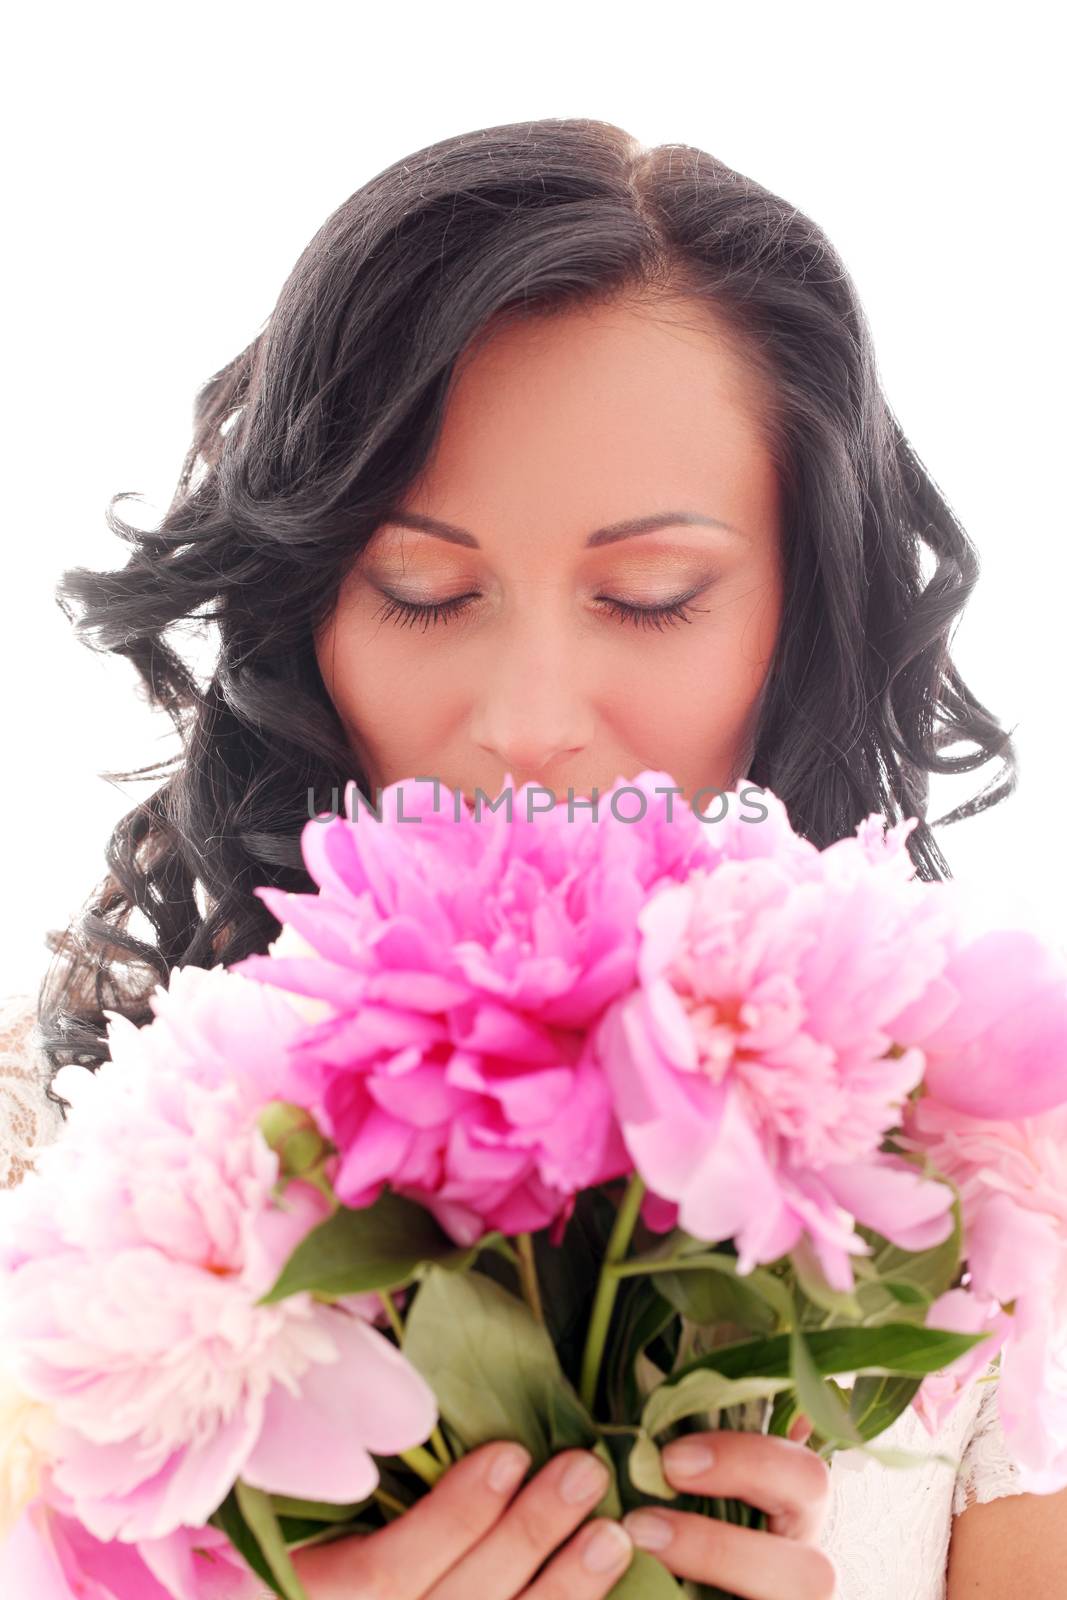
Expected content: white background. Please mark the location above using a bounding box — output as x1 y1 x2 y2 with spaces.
4 1 1063 995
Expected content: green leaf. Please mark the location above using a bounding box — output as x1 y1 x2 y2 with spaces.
546 1379 599 1451
883 1280 931 1306
845 1194 965 1329
787 1238 863 1322
643 1370 790 1439
670 1321 991 1384
531 1188 622 1356
635 1227 736 1264
275 1514 381 1549
766 1388 802 1437
840 1372 964 1471
654 1267 779 1338
257 1190 482 1304
623 1285 678 1385
847 1373 923 1441
792 1330 974 1469
626 1245 793 1333
544 1380 623 1518
607 1548 687 1597
790 1326 865 1450
627 1431 679 1501
607 1278 678 1420
258 1101 333 1179
268 1494 371 1523
404 1266 576 1467
209 1490 283 1595
233 1480 310 1600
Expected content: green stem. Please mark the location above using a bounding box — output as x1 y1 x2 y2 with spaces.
516 1233 546 1326
378 1289 406 1343
427 1425 452 1470
400 1445 445 1487
579 1176 646 1412
373 1486 408 1518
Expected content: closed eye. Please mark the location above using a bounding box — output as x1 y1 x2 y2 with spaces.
371 587 711 633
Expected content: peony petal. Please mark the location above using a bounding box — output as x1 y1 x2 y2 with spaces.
908 933 1067 1118
241 1312 436 1499
821 1159 955 1254
965 1191 1061 1304
55 1403 261 1543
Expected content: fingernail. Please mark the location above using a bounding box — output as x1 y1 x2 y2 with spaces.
623 1510 674 1552
487 1444 531 1493
581 1519 633 1573
662 1438 714 1477
559 1453 609 1504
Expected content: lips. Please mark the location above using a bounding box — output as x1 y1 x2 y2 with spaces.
462 790 587 810
457 785 593 811
461 790 504 811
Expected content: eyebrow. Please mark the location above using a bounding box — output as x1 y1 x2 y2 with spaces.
378 509 747 549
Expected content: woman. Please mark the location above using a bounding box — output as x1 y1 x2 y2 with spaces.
6 116 1065 1597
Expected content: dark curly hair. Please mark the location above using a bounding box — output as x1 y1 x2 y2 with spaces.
36 114 1017 1096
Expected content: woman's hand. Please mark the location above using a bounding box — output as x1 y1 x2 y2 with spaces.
291 1443 635 1598
619 1416 838 1600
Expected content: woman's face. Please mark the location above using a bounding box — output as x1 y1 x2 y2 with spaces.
315 296 784 813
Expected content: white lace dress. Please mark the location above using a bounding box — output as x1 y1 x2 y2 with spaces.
0 992 1025 1599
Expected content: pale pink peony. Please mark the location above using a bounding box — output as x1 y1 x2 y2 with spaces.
0 963 437 1544
595 795 962 1288
232 769 724 1240
901 1095 1067 1492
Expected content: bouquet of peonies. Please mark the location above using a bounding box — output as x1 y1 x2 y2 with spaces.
4 771 1067 1600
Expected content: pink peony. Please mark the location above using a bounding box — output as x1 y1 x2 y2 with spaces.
909 1289 1010 1435
596 794 962 1288
1 1495 260 1600
901 1095 1067 1492
888 923 1067 1120
232 769 723 1240
0 963 437 1544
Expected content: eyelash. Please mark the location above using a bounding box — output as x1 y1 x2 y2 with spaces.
372 590 708 633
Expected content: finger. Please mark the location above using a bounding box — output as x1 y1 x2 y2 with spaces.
621 1510 837 1600
427 1449 613 1599
660 1432 832 1542
523 1518 635 1598
292 1441 532 1598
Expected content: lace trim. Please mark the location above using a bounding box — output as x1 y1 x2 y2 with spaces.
0 990 64 1190
951 1371 1024 1516
817 1365 1024 1597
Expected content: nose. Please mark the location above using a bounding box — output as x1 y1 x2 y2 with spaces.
469 621 594 782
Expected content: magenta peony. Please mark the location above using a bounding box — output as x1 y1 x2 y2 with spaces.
232 770 723 1240
0 963 437 1544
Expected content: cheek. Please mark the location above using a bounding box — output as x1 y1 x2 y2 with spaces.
316 609 470 761
607 586 778 735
